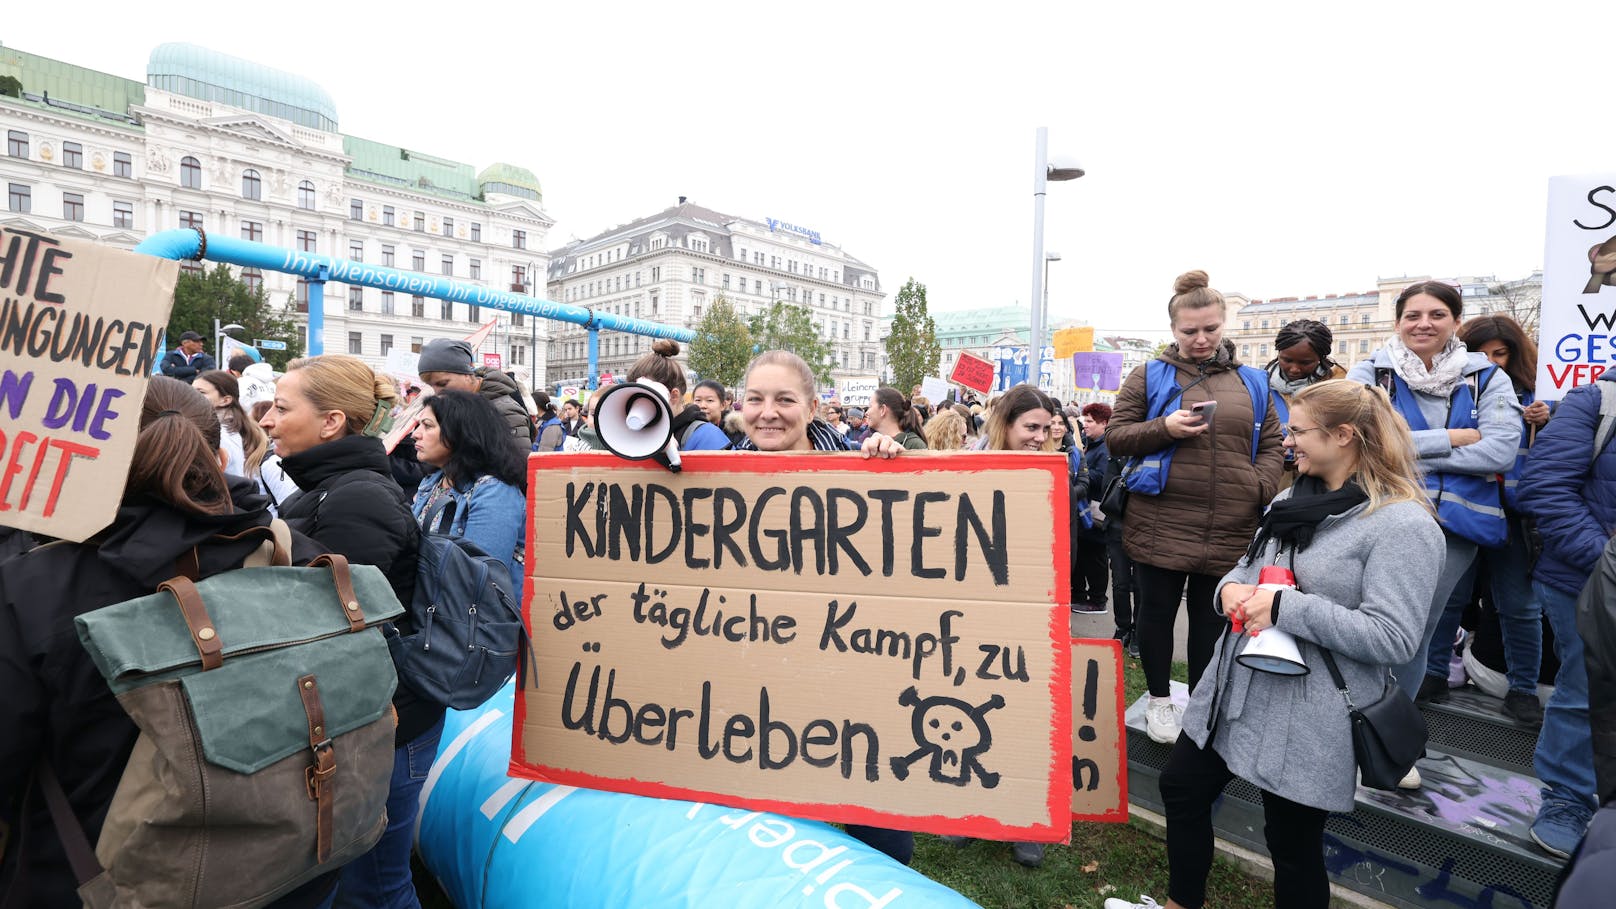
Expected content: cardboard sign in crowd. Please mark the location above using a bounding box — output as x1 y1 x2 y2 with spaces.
1541 172 1616 398
515 451 1125 841
0 228 176 541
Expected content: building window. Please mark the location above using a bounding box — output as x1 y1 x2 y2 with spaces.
296 230 316 253
512 230 526 250
1243 320 1252 330
512 313 524 327
470 259 481 280
411 295 425 318
440 300 453 320
470 222 481 243
412 250 425 271
381 334 394 355
381 290 394 314
413 211 425 232
113 151 132 178
349 240 363 262
469 305 480 323
511 265 526 291
348 332 363 355
411 336 424 353
242 169 261 200
180 210 204 231
382 205 395 227
1339 314 1349 326
382 245 395 267
350 198 363 221
62 142 83 169
295 279 309 309
442 217 454 238
241 220 263 242
297 181 316 210
1260 320 1270 330
180 156 201 189
241 268 262 293
62 192 84 221
650 266 661 282
8 130 29 157
110 200 133 228
441 254 454 276
7 183 30 213
1361 312 1372 323
691 267 705 284
347 285 364 311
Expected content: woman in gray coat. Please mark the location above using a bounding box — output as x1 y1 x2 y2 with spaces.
1107 380 1444 909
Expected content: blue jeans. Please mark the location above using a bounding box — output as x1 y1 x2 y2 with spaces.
1424 524 1543 694
1398 531 1474 698
334 719 445 909
1534 580 1598 814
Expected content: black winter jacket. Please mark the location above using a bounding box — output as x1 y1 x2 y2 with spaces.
0 481 325 907
1578 533 1616 804
277 434 439 743
158 348 216 382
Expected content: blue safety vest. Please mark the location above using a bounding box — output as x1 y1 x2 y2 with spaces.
1125 360 1269 496
1500 386 1539 512
1270 391 1294 466
1383 367 1508 547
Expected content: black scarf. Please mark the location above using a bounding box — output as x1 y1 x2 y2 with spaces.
1245 474 1368 563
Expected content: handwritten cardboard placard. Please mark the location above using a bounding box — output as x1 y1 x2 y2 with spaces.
837 376 879 407
1070 640 1127 820
1053 327 1095 360
950 351 996 395
516 452 1074 841
920 375 950 405
1072 352 1126 392
0 228 176 541
1539 173 1616 398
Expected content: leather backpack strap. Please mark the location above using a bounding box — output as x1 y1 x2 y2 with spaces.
308 554 366 632
237 519 294 569
160 576 223 671
296 674 336 863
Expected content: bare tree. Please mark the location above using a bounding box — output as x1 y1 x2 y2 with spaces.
1484 273 1543 336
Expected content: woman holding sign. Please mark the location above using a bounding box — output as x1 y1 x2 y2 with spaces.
1106 271 1285 747
1345 282 1521 711
1108 380 1443 909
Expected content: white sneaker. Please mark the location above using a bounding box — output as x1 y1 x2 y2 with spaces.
1104 896 1162 909
1397 766 1422 790
1145 697 1182 744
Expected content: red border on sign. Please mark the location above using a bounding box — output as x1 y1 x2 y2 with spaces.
515 451 1074 841
1071 638 1129 822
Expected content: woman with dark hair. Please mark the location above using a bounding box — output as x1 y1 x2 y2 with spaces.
1440 314 1550 726
195 368 267 481
412 390 528 598
625 340 731 451
1347 283 1521 738
260 355 432 908
1265 320 1346 485
0 377 332 907
867 387 927 449
1107 271 1284 746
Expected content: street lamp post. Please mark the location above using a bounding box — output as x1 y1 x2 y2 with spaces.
1042 252 1060 392
214 319 245 364
1028 127 1085 374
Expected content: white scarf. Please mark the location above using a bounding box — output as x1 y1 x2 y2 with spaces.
1385 334 1468 397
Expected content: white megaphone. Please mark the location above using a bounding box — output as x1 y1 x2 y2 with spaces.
592 379 682 471
1234 566 1309 676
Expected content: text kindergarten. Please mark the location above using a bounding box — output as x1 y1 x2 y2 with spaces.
516 453 1075 841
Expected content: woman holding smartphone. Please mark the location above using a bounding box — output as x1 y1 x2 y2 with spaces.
1106 271 1285 746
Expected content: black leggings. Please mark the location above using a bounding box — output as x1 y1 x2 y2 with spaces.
1108 536 1136 634
1160 736 1331 909
1135 564 1224 698
1074 537 1109 605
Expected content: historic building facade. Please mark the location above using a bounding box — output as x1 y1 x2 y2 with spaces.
1 43 553 386
544 199 885 390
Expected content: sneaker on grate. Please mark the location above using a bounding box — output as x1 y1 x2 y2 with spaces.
1531 799 1593 859
1502 690 1545 728
1103 896 1163 909
1397 766 1422 790
1145 697 1182 744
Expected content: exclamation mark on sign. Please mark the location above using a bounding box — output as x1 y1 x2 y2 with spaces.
1073 658 1100 792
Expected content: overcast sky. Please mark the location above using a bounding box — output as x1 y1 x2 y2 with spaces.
4 1 1610 335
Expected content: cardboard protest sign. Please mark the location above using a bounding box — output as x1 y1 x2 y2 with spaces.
1053 327 1094 360
1072 352 1125 392
920 376 950 404
1540 174 1616 398
0 228 175 541
837 376 879 407
516 452 1074 841
1070 640 1127 821
950 351 995 395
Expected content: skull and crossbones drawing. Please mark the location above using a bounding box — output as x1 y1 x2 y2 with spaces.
888 686 1005 788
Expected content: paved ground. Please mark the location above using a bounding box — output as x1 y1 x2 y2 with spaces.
1068 596 1191 662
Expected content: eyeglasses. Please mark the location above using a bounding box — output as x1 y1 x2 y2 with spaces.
1285 425 1327 437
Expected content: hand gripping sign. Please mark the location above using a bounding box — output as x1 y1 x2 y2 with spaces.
514 452 1120 842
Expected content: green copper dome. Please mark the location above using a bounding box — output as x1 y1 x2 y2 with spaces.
147 43 338 131
477 162 541 201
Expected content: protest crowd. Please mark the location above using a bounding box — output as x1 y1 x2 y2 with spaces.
4 266 1615 909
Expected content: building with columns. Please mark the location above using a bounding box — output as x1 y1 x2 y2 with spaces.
1 42 554 386
545 199 885 390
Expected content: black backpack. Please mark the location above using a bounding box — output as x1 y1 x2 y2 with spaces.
389 494 531 709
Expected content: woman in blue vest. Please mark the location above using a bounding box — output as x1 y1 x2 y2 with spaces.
1346 282 1521 726
1444 315 1551 727
1107 271 1285 747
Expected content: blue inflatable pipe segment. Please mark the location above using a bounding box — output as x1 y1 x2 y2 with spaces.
134 230 696 354
415 684 981 909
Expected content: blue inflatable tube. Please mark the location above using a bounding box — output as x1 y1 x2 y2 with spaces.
415 684 981 909
133 229 693 341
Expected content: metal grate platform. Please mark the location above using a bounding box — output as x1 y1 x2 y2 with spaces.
1420 686 1541 775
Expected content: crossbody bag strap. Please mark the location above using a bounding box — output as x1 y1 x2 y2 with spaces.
1315 648 1358 712
38 762 104 885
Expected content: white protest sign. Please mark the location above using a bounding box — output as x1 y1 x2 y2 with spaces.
921 376 950 404
1539 174 1616 399
837 376 879 407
